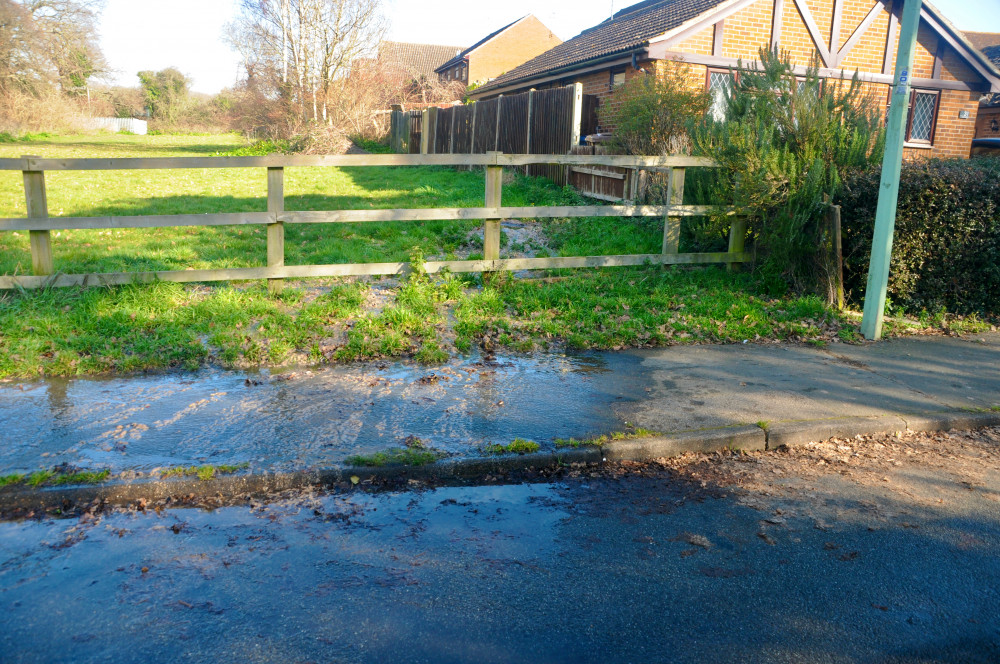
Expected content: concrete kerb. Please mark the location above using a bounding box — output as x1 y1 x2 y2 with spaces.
602 426 766 462
2 409 999 513
765 410 1000 449
766 415 908 449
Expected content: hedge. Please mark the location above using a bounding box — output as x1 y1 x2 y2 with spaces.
838 157 1000 315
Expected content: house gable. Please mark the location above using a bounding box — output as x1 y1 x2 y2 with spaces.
434 15 562 86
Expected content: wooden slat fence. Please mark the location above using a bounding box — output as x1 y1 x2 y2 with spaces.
410 84 597 185
569 144 635 202
407 110 422 154
0 153 747 290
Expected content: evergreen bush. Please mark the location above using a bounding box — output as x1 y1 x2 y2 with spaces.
692 48 885 298
839 157 1000 315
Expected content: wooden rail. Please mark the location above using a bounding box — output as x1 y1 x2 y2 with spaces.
0 152 745 291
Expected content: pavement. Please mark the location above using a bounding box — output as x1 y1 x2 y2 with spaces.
2 331 1000 507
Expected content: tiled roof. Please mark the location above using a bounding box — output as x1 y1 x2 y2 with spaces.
476 0 728 93
963 31 1000 53
435 16 527 73
377 41 466 79
982 45 1000 107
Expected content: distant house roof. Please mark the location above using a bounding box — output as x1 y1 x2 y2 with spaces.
963 32 1000 53
378 41 466 80
475 0 728 94
434 16 527 73
961 33 1000 107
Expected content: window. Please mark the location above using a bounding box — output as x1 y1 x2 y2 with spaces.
610 69 626 91
887 89 939 145
707 69 735 122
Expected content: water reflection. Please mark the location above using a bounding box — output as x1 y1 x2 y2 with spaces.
0 352 649 474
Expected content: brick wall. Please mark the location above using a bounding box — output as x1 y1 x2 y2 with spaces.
473 0 994 159
976 105 1000 140
468 16 563 86
668 0 986 159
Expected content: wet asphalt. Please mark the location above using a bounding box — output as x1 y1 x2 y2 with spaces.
2 459 998 664
3 332 1000 477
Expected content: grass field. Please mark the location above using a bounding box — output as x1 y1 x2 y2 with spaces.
0 132 954 379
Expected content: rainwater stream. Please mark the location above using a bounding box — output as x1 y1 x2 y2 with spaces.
0 352 654 474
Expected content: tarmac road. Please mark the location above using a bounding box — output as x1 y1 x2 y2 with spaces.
1 426 999 663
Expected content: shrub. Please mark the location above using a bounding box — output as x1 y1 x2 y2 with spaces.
692 47 885 298
598 61 710 155
839 157 1000 315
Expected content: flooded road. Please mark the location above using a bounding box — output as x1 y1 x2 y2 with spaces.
2 426 1000 664
0 352 651 474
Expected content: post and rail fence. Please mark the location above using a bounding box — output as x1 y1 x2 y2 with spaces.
0 152 747 292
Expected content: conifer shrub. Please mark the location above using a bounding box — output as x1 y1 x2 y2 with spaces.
692 48 885 298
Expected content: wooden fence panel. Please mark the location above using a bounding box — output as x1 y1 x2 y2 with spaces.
497 93 529 156
581 94 600 138
452 105 474 155
568 144 629 202
472 98 499 154
528 87 575 184
407 110 422 154
434 107 453 153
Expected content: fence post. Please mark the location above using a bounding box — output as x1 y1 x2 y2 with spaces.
830 204 844 309
662 167 685 255
526 89 535 153
569 83 583 148
727 217 747 272
565 83 584 184
494 95 503 151
448 108 456 154
22 157 52 276
484 151 503 265
267 167 285 295
469 103 477 157
420 110 429 154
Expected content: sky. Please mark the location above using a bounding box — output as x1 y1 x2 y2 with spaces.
97 0 1000 95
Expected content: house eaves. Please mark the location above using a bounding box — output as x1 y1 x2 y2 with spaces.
922 1 1000 91
474 0 731 95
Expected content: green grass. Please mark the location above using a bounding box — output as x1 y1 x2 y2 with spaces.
345 446 445 467
160 463 249 481
0 133 877 378
554 428 659 447
349 136 393 154
483 438 541 455
0 473 25 487
0 133 574 276
2 468 111 488
454 268 840 352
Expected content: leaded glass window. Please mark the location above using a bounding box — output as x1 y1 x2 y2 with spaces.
708 71 734 122
909 92 937 142
885 89 939 145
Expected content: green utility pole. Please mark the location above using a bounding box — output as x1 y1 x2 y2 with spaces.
860 0 922 340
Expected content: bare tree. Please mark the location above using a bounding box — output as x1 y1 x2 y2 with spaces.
227 0 386 125
14 0 107 94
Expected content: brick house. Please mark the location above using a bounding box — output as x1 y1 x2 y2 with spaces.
964 32 1000 141
470 0 1000 159
434 15 562 87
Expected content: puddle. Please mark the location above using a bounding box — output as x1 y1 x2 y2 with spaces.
0 351 652 474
